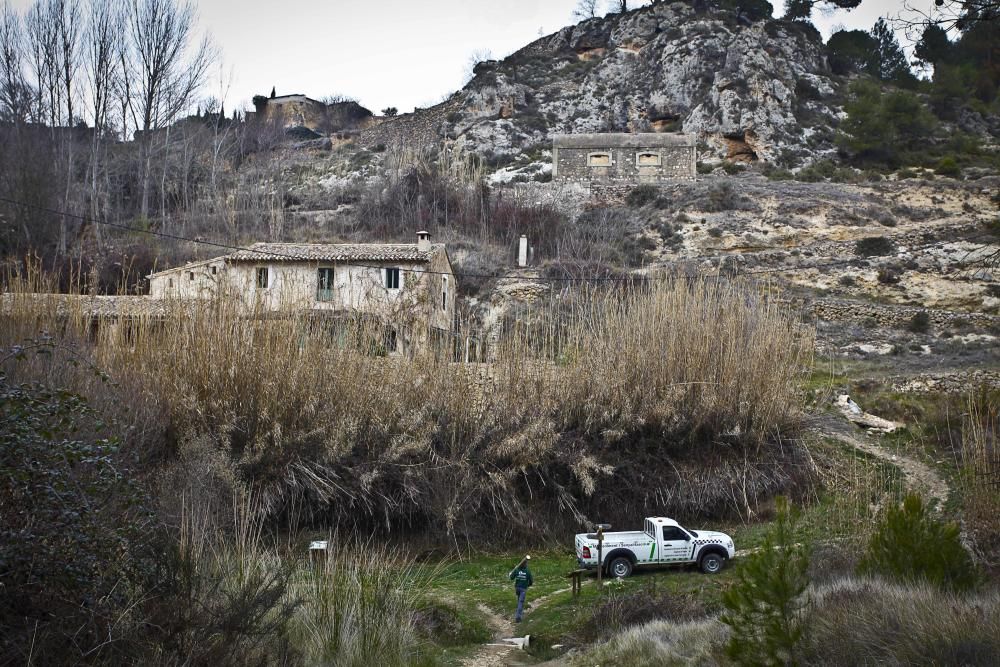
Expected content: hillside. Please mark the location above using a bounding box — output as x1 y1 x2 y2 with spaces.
360 2 841 164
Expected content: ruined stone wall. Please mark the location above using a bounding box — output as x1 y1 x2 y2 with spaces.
809 298 999 330
356 99 460 149
554 145 696 183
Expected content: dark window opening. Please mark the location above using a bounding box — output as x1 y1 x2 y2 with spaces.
442 276 448 311
188 271 194 281
385 267 400 289
211 265 218 275
385 327 397 353
317 267 335 301
256 267 269 289
662 526 688 542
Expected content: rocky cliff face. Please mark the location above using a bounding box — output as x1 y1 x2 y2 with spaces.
364 2 843 165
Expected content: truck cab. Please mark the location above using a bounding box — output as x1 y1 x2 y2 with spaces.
574 516 735 577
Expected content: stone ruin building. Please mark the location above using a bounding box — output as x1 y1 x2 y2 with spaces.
552 133 697 184
248 90 373 137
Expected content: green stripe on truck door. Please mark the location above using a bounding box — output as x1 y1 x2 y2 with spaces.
649 543 656 561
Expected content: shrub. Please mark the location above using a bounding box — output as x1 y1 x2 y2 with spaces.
625 184 660 207
700 182 748 212
838 275 856 287
0 350 156 664
289 539 433 665
935 156 962 177
696 162 714 175
854 236 895 257
721 497 810 666
907 311 931 333
877 267 901 285
859 492 976 592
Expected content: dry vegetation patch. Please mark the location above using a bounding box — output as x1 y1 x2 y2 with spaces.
2 276 813 543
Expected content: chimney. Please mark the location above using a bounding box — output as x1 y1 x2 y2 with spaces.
518 235 528 267
417 230 431 251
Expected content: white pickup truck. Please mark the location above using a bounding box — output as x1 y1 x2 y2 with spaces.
575 517 735 577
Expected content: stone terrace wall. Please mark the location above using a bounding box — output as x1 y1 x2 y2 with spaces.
810 298 999 329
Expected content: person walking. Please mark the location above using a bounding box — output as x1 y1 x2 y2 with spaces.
508 555 534 623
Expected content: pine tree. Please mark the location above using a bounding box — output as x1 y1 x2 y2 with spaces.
860 492 977 592
721 497 810 666
870 19 916 85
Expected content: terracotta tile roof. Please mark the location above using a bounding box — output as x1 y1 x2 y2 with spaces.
226 242 440 263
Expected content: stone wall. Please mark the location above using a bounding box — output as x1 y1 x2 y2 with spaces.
809 298 999 330
554 145 696 183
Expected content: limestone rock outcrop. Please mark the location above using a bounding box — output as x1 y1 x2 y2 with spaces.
362 2 842 164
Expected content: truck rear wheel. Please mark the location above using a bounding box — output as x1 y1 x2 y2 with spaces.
608 556 633 578
699 552 725 574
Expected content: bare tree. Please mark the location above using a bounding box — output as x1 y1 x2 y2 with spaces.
0 4 32 124
25 0 60 125
896 0 998 38
122 0 214 220
607 0 628 13
573 0 599 21
84 0 123 243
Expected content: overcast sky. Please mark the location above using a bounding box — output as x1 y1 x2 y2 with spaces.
9 0 923 115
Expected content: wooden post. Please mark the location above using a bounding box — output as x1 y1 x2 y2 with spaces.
596 526 604 590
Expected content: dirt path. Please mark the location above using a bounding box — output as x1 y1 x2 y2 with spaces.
458 603 524 667
457 586 574 667
813 414 950 508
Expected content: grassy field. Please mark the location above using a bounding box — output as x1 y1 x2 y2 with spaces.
419 549 738 663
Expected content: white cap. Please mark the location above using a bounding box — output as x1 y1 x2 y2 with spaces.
525 555 531 560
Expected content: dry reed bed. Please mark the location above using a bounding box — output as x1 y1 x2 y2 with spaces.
1 276 813 539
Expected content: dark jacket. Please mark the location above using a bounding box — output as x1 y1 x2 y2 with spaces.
509 565 533 589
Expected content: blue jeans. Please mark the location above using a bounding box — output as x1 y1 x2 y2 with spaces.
515 586 527 621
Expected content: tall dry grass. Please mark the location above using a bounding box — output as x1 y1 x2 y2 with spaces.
959 389 1000 565
288 539 435 666
800 576 1000 665
1 272 813 540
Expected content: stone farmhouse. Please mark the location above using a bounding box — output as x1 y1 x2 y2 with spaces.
148 233 456 349
552 133 697 184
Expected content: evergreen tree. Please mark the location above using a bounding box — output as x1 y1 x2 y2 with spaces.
827 29 878 75
870 19 916 86
721 497 810 666
860 492 977 592
914 24 953 67
838 80 937 167
783 0 862 21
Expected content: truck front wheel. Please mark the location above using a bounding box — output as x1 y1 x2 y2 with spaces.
699 552 726 574
608 556 633 578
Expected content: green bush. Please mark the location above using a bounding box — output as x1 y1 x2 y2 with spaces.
854 236 896 257
721 497 811 666
625 184 660 207
696 162 715 175
935 157 962 177
859 492 976 592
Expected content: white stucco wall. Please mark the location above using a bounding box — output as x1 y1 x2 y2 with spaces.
148 248 457 334
149 260 226 299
